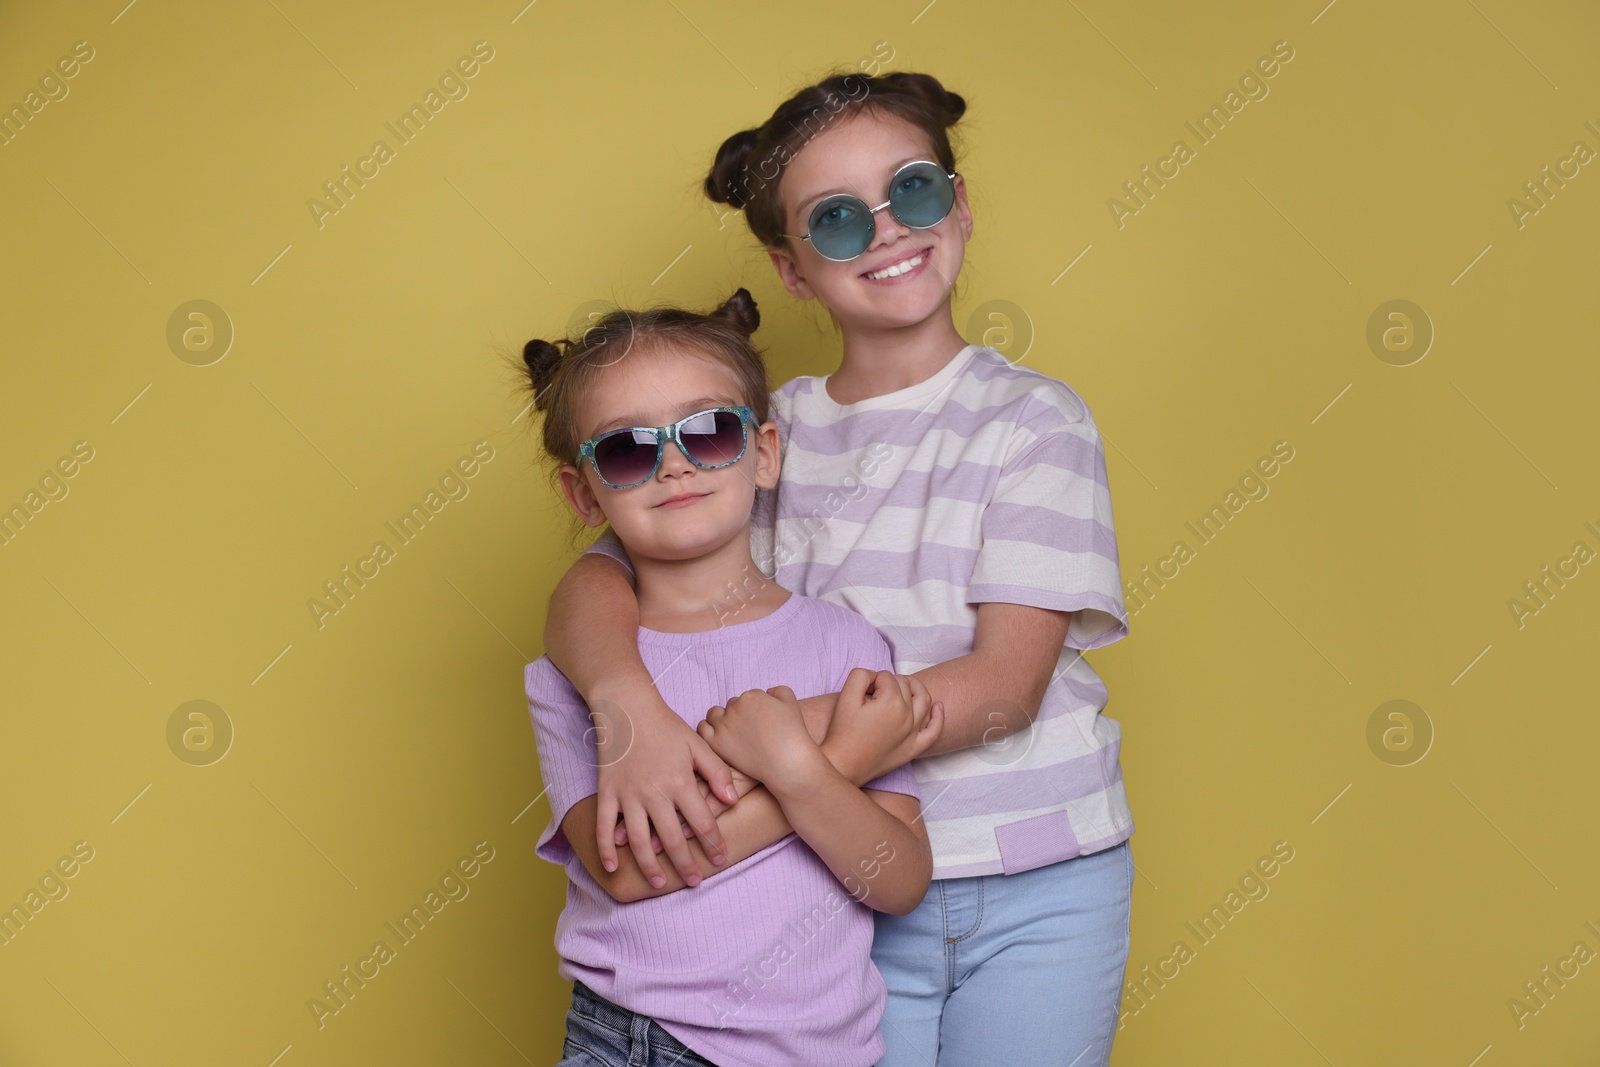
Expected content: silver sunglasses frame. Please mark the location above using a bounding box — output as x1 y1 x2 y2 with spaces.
780 160 959 262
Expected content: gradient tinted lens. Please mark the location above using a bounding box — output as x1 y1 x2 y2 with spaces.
889 162 955 228
679 409 746 467
592 428 660 487
808 195 873 261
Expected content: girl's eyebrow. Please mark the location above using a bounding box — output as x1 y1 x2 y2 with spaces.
793 154 927 217
591 396 741 436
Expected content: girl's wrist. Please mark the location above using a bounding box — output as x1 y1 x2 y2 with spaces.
798 692 836 744
762 742 838 806
819 736 873 787
588 675 674 723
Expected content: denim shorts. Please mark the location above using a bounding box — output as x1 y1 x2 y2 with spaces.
554 980 721 1067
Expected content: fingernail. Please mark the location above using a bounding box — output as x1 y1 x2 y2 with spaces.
686 874 700 887
650 875 665 888
603 860 616 872
712 852 727 865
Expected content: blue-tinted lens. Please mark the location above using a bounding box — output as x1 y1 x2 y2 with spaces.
888 162 955 228
807 194 873 261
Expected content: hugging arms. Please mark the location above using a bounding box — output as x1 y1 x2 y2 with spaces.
545 551 1073 894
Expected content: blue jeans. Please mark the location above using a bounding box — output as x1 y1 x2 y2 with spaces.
554 980 720 1067
871 840 1134 1066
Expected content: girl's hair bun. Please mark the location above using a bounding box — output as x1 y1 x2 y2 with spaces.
522 337 565 409
512 291 771 535
712 288 760 337
705 128 760 208
699 70 966 249
884 71 966 125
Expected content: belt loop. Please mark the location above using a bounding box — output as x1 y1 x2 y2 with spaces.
628 1008 651 1066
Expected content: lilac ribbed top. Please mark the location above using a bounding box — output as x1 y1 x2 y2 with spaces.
527 590 920 1067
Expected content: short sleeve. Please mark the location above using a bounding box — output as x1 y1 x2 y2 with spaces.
968 386 1129 651
580 527 634 577
525 658 602 865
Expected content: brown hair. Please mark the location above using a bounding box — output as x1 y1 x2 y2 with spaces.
516 288 770 484
704 71 967 248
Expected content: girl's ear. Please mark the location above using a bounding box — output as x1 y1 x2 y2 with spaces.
558 464 609 528
953 173 974 241
753 420 781 489
766 244 816 303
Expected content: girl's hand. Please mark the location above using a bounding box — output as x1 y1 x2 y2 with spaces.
822 669 944 784
613 768 762 851
591 686 738 890
696 686 824 794
703 766 762 813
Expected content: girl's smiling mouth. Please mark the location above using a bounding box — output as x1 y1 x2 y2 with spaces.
656 491 711 509
862 246 933 282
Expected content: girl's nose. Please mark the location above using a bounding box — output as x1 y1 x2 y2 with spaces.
865 206 913 252
657 438 696 477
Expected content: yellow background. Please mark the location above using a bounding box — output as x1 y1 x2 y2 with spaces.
2 0 1596 1064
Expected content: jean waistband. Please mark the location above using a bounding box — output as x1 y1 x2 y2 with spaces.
570 979 640 1033
571 982 714 1060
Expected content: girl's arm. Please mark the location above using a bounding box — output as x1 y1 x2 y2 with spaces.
568 778 929 913
616 672 943 868
544 552 737 888
897 405 1125 759
770 771 930 915
908 601 1075 758
560 785 794 903
616 603 1072 877
697 684 933 915
546 558 926 888
788 607 1073 786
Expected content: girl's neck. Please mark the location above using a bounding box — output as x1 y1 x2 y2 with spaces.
826 300 970 405
632 526 790 634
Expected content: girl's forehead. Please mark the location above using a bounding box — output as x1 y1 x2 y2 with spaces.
802 108 932 164
577 344 744 432
782 111 938 201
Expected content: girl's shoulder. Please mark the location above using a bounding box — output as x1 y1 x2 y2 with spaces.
962 347 1093 428
791 592 872 628
770 373 822 410
758 375 821 434
782 595 887 655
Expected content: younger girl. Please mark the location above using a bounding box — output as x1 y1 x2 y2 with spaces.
545 72 1136 1065
520 289 940 1067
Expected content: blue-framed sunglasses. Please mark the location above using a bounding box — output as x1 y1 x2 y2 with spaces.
576 405 757 490
780 159 959 262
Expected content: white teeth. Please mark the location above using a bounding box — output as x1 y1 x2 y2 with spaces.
867 253 925 280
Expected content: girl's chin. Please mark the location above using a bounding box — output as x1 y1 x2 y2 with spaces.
617 527 745 560
845 293 952 329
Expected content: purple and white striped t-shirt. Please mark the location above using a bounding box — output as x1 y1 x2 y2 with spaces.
527 591 920 1067
585 343 1134 879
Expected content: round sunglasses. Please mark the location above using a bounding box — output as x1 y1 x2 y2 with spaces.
781 159 959 262
576 406 756 490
